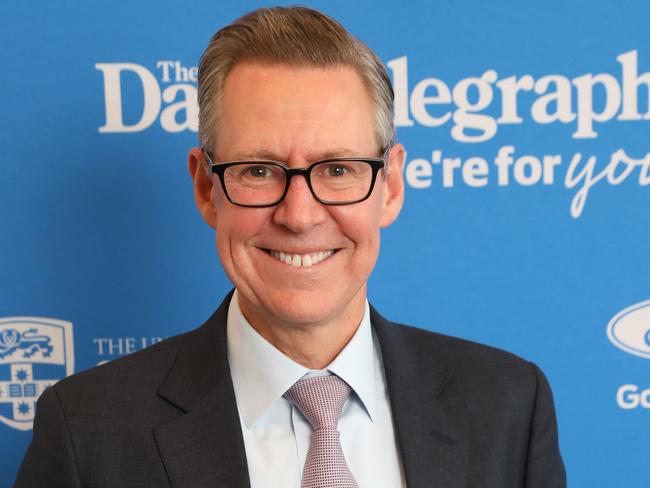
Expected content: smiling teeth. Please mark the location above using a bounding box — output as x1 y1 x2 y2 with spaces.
270 250 335 267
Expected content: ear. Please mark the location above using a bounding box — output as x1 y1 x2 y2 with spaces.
188 147 217 228
379 143 405 228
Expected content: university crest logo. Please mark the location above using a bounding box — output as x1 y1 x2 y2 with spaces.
0 317 74 431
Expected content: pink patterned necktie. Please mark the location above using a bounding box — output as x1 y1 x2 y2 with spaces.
284 375 359 488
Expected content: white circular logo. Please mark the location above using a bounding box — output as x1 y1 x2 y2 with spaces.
607 300 650 359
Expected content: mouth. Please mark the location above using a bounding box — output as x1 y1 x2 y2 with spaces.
263 248 337 267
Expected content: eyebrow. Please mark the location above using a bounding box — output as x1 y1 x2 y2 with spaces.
228 147 361 161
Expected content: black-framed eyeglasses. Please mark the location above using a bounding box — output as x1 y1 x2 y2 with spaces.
203 149 388 207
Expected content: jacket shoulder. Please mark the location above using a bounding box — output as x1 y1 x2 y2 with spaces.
51 329 192 412
387 320 535 370
376 317 544 400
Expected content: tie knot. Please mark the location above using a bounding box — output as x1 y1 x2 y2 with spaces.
284 375 352 430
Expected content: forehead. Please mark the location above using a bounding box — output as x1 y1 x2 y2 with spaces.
214 62 378 160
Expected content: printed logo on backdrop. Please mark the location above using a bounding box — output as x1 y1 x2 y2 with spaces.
606 300 650 410
96 60 197 134
96 50 650 218
0 317 74 431
607 299 650 359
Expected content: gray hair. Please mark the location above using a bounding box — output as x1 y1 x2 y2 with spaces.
197 6 394 154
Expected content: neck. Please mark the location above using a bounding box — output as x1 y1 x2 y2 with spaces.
237 290 366 369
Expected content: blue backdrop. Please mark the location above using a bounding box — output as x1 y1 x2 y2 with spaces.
2 1 649 486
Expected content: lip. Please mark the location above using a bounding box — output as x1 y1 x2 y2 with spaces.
258 245 339 254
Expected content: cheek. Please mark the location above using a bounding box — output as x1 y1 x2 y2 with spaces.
331 199 383 252
214 205 272 258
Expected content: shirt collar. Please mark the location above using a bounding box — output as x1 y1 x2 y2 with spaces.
326 300 376 421
227 290 377 428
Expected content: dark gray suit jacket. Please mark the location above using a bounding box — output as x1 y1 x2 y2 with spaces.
15 294 566 487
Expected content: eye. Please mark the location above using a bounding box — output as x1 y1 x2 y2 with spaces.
247 165 271 178
324 164 349 177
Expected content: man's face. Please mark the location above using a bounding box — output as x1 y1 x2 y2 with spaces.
190 62 404 331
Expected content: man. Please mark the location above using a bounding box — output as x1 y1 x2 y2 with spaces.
15 6 565 488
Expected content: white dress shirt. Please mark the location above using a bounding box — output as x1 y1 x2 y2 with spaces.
226 290 406 488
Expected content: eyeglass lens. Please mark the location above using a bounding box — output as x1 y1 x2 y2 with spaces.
222 160 375 205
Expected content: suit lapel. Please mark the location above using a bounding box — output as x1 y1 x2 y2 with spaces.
154 293 251 488
371 307 468 488
150 296 468 487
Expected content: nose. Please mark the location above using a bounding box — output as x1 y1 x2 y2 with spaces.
272 173 328 233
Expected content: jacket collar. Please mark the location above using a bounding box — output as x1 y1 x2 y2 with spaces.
371 305 468 488
154 291 251 488
152 294 466 488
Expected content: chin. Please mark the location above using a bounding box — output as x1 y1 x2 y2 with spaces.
262 288 346 326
